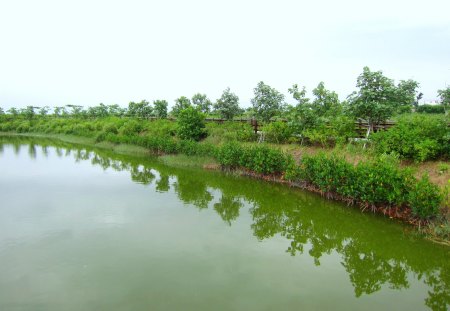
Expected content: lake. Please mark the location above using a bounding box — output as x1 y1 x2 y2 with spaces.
0 136 448 310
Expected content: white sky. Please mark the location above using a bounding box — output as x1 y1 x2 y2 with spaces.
0 0 449 110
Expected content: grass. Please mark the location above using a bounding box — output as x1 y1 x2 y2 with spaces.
159 154 218 169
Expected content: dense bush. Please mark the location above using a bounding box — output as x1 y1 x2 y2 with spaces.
372 114 449 162
176 107 206 141
216 142 291 175
408 175 442 219
416 104 445 114
289 153 441 218
206 122 255 144
264 121 293 143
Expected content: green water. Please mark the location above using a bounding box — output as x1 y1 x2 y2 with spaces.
0 136 448 311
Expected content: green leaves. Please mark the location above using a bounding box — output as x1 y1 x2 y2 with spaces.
214 87 241 120
176 107 206 141
251 81 285 122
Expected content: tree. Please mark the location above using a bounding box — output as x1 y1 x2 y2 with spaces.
0 107 4 115
127 100 153 119
38 106 50 116
171 96 191 117
176 106 206 141
251 81 284 122
437 86 450 115
20 106 38 120
192 93 212 114
88 103 109 118
312 82 340 115
107 104 125 117
286 84 314 134
54 106 68 117
347 67 398 139
66 105 84 117
395 79 420 113
214 87 242 120
7 107 19 116
153 100 168 118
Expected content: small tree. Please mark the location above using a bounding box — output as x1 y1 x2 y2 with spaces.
214 87 242 120
20 106 38 120
172 96 191 117
153 100 168 118
66 105 84 117
347 67 397 139
128 100 152 119
192 93 212 114
7 107 19 116
176 106 206 141
0 107 4 115
251 81 284 122
395 79 420 113
312 82 340 115
437 86 450 115
38 106 50 117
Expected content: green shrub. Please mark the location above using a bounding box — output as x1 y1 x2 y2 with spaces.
372 114 448 162
240 145 289 175
408 175 442 219
216 141 244 169
176 107 206 141
416 104 445 114
119 120 142 136
264 121 293 143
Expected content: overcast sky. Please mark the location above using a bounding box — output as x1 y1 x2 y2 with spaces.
0 0 449 110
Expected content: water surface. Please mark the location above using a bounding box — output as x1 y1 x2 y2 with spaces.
0 136 448 310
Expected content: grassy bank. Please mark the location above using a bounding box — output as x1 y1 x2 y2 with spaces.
0 116 448 242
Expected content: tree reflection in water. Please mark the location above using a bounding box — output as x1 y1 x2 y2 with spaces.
0 136 448 311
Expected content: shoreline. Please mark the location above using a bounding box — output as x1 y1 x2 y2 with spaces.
1 132 449 245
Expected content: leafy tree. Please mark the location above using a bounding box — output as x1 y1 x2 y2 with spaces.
107 104 125 117
176 106 206 141
0 107 4 115
251 81 284 122
312 82 340 115
88 103 109 118
171 96 191 117
395 79 420 113
66 105 84 117
286 84 314 134
153 99 168 118
54 106 68 117
38 106 50 116
20 106 38 120
127 100 153 118
347 67 398 138
437 86 450 114
214 87 242 120
192 93 212 114
7 107 19 116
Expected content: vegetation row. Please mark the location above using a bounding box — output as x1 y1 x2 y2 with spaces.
0 115 444 221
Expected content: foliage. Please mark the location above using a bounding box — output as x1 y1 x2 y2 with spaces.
176 107 206 141
372 114 449 162
264 121 293 143
416 104 445 114
192 93 212 114
347 67 398 132
205 122 255 144
395 79 420 114
251 81 284 122
217 142 290 175
437 86 449 114
127 100 153 119
214 87 242 120
171 96 191 117
408 175 442 219
153 100 168 119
